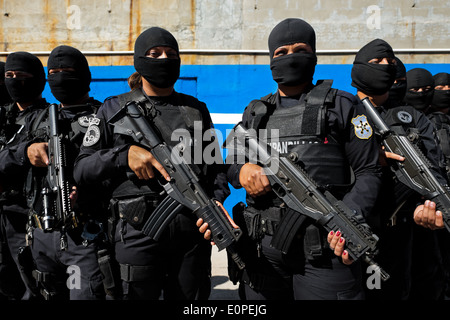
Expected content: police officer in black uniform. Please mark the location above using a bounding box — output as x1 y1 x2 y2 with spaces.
0 52 48 299
425 72 450 179
350 39 447 300
226 18 382 300
429 72 450 299
417 71 450 300
385 57 407 109
430 72 450 113
3 45 106 300
0 60 11 301
73 27 230 300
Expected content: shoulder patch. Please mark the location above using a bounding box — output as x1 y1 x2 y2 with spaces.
396 110 413 124
83 118 101 147
77 114 97 128
351 114 373 139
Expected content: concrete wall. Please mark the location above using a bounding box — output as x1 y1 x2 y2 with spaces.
0 0 449 65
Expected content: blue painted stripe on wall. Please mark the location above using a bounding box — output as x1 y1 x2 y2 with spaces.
43 63 450 114
42 63 450 214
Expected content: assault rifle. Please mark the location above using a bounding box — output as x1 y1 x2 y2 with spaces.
108 101 245 269
361 97 450 232
42 104 77 247
225 123 389 281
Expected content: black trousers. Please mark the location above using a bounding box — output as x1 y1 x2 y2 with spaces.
364 220 445 300
0 211 32 299
241 235 364 300
114 212 212 300
30 227 106 300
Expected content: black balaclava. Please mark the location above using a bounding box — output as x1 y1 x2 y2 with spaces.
268 18 317 87
351 39 397 95
5 51 46 103
134 27 180 89
405 68 434 111
47 45 91 104
0 61 12 105
387 57 407 106
431 72 450 110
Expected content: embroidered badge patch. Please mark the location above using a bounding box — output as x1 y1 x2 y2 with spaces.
78 115 92 128
83 121 101 147
397 111 413 124
351 115 373 139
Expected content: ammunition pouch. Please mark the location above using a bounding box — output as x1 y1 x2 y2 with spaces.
109 194 160 231
16 246 40 298
0 189 27 209
238 202 330 262
227 202 285 286
241 205 283 241
32 268 67 300
97 247 121 298
302 224 328 261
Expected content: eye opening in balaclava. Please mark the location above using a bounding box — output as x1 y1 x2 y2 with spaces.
351 39 397 96
47 45 91 104
386 57 407 107
405 68 434 111
133 27 181 89
431 72 450 110
4 51 46 103
268 18 317 87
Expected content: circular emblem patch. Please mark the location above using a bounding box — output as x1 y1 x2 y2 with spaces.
397 111 413 124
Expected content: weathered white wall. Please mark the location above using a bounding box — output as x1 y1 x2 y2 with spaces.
0 0 448 65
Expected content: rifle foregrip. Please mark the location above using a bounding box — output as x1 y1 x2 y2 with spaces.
430 194 450 232
195 204 243 251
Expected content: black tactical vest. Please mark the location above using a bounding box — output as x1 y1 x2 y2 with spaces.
0 103 28 150
428 112 450 157
427 112 450 179
110 89 205 204
30 103 99 150
245 80 350 190
26 102 99 213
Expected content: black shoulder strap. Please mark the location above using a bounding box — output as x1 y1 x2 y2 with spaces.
117 88 148 108
247 93 276 130
301 79 336 136
117 89 203 129
30 107 50 138
173 93 204 130
115 89 166 141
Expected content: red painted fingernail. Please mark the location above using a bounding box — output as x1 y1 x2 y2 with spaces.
336 231 341 237
339 237 344 243
343 250 347 255
329 231 334 236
